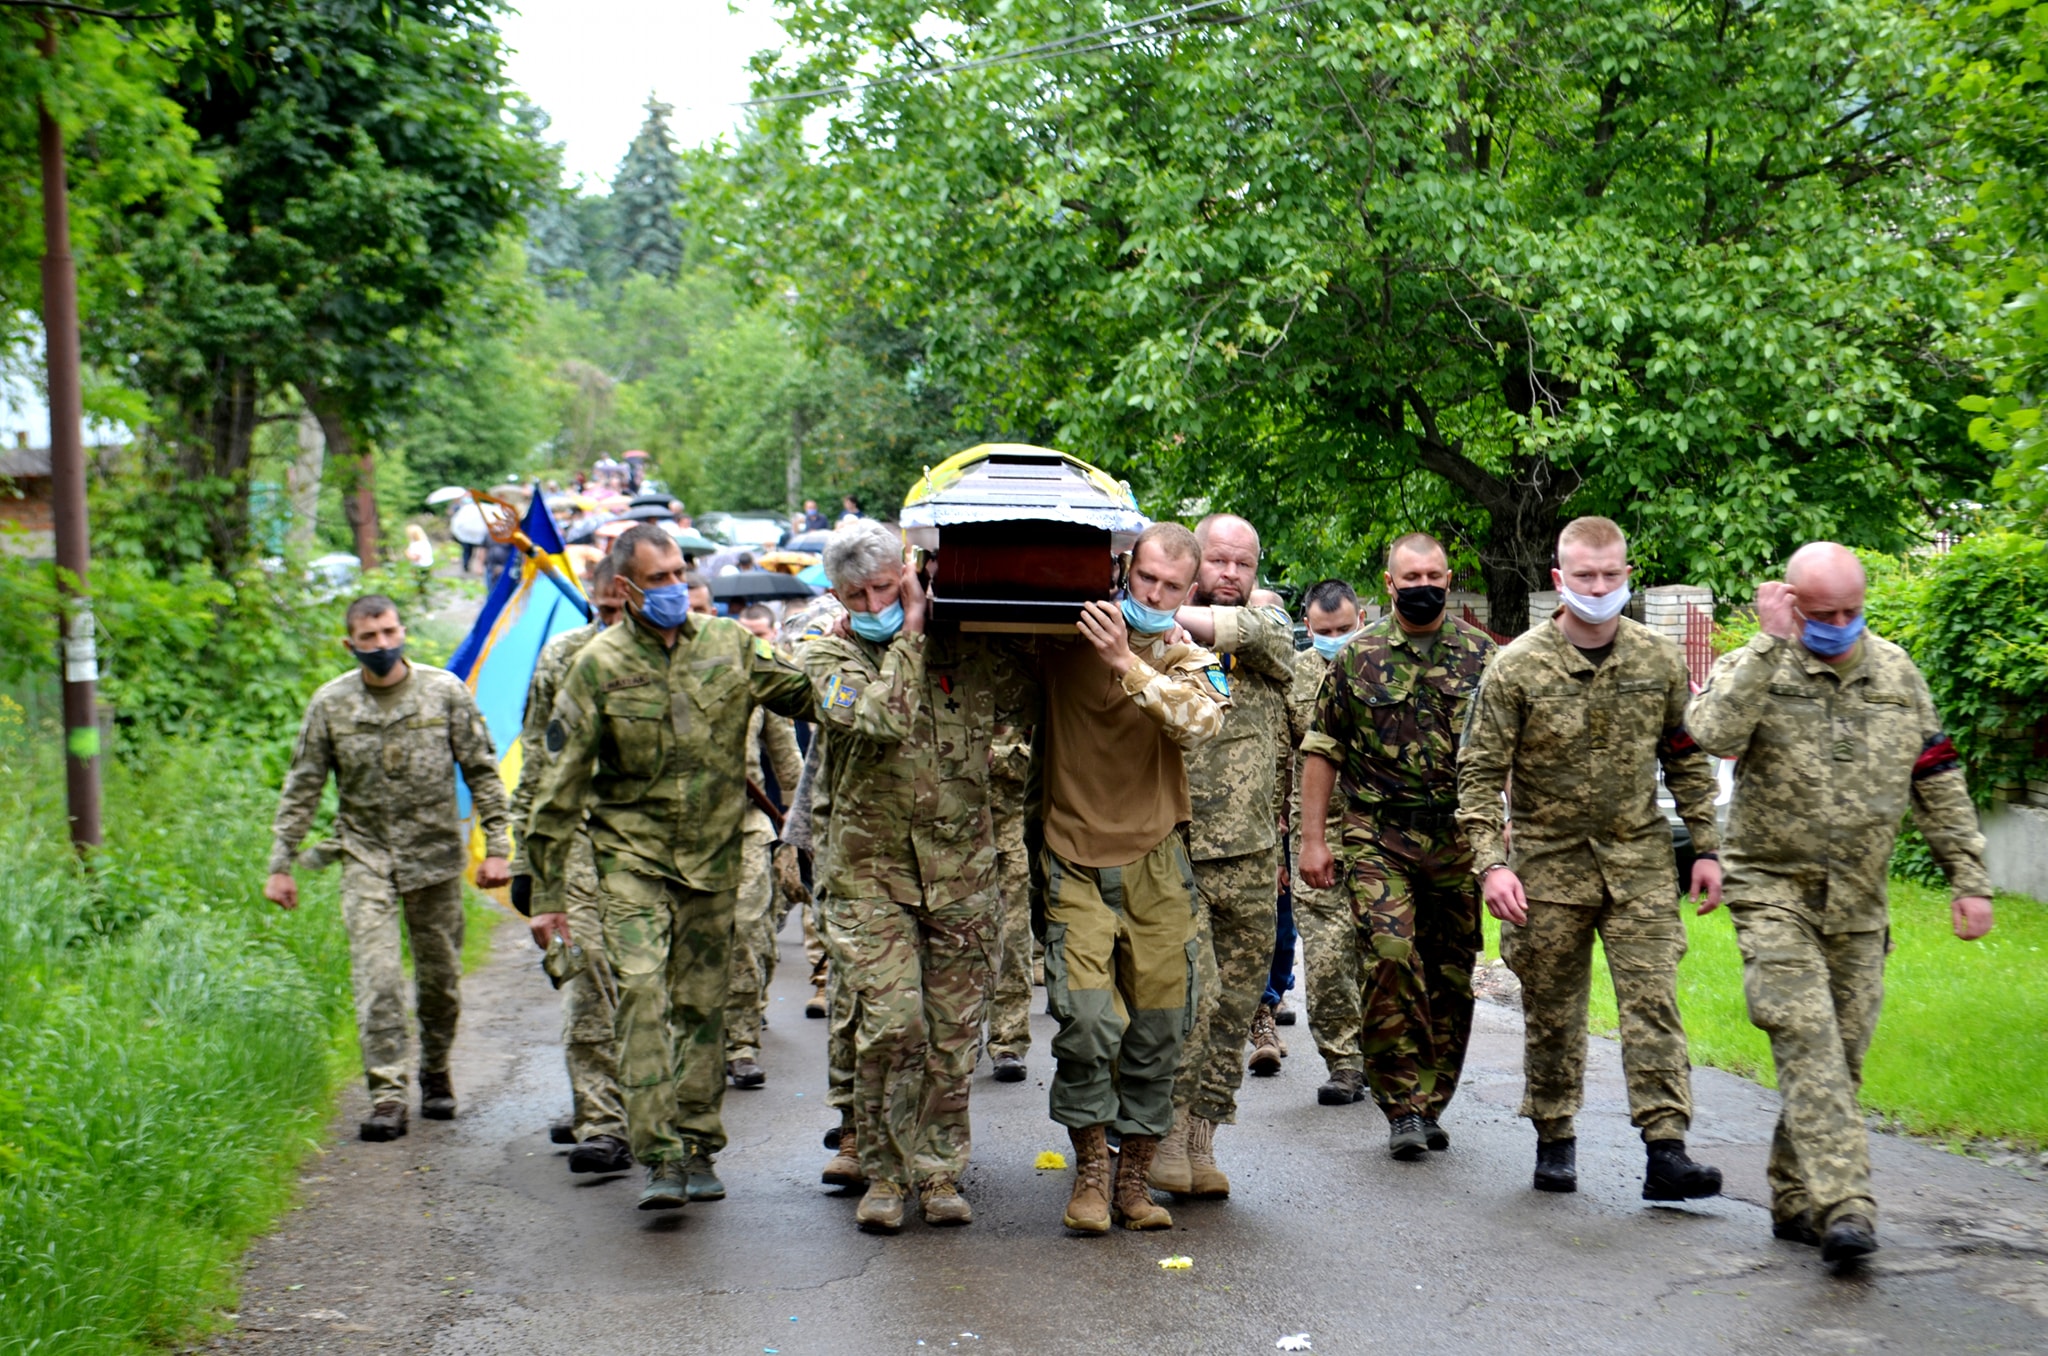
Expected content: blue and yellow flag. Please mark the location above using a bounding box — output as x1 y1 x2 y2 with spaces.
449 488 590 887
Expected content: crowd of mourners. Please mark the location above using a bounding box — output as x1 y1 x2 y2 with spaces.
265 506 1996 1274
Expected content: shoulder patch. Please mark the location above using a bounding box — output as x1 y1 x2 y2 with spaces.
754 636 776 661
822 673 861 710
1206 667 1230 696
601 673 654 693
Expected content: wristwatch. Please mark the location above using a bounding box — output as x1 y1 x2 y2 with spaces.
1478 862 1510 880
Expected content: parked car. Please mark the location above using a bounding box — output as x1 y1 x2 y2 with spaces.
700 512 788 551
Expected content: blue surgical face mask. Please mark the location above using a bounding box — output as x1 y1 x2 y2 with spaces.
633 582 692 629
849 600 905 642
1120 593 1179 635
1801 612 1866 657
1310 629 1358 660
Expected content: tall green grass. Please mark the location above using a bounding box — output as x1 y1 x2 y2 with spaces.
1484 881 2048 1147
0 712 350 1353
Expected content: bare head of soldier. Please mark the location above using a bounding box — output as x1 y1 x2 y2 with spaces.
1193 513 1260 607
687 573 714 617
588 556 624 627
824 517 923 638
1552 516 1631 644
1384 532 1450 634
1303 579 1361 658
344 594 409 686
1782 542 1867 665
736 603 777 642
1129 522 1201 615
609 523 689 638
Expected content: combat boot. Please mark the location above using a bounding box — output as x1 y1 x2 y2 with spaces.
1186 1114 1230 1198
805 980 828 1019
637 1161 688 1211
919 1177 973 1227
1112 1135 1174 1230
683 1152 726 1202
1248 1004 1284 1077
1317 1068 1366 1106
1147 1110 1194 1194
568 1134 633 1175
1533 1137 1577 1193
548 1115 576 1145
726 1057 766 1089
1273 998 1296 1026
1421 1117 1450 1151
1643 1139 1723 1201
1387 1111 1429 1161
359 1101 408 1142
1062 1125 1112 1234
856 1180 906 1233
1772 1212 1822 1246
1821 1213 1878 1270
419 1070 456 1121
991 1052 1027 1083
821 1131 862 1189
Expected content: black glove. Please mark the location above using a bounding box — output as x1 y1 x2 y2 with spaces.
510 874 534 917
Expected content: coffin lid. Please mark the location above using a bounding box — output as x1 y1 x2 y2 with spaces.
900 444 1148 549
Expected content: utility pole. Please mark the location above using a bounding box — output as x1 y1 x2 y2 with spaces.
39 21 102 851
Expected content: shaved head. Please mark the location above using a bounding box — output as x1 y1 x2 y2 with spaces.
1786 541 1866 626
1193 513 1261 606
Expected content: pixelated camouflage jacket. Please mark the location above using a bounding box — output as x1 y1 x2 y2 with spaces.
524 611 812 908
1300 615 1496 840
269 663 509 890
1184 604 1296 860
1286 646 1345 838
1688 631 1990 929
1456 616 1719 905
508 620 607 873
803 629 1025 909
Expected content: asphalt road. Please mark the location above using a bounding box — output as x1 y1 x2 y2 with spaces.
208 908 2048 1356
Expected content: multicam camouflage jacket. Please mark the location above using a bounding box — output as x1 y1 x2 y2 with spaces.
803 629 1025 910
1456 616 1719 906
1285 646 1344 839
1300 615 1495 840
524 611 813 909
1184 604 1296 861
508 620 607 873
1689 630 1990 931
268 663 509 890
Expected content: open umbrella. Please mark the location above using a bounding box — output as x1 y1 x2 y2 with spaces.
709 572 818 603
426 485 469 506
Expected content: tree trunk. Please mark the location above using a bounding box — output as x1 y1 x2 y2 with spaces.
287 408 324 550
298 381 379 567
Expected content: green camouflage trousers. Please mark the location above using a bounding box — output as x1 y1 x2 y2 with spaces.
803 900 828 986
1173 846 1281 1123
1043 835 1199 1138
599 870 735 1166
561 832 624 1141
339 864 464 1101
814 891 856 1119
1294 824 1363 1076
1732 904 1886 1229
821 889 997 1189
724 812 779 1063
985 787 1035 1060
1501 889 1693 1143
1346 825 1480 1119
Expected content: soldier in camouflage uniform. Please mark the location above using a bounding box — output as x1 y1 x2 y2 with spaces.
1298 536 1495 1159
1456 516 1726 1201
782 591 846 1018
267 595 510 1142
803 519 1021 1233
522 524 813 1213
508 559 631 1174
1689 542 1993 1268
1286 580 1368 1105
1032 523 1228 1235
1149 515 1295 1201
723 607 805 1090
982 728 1036 1081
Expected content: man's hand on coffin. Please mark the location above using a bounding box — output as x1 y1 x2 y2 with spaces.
1077 599 1137 677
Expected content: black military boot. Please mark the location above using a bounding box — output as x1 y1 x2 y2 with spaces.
1643 1139 1723 1201
1533 1137 1577 1193
1772 1212 1822 1246
1821 1214 1879 1270
419 1070 456 1121
548 1115 576 1146
360 1101 409 1143
568 1134 633 1175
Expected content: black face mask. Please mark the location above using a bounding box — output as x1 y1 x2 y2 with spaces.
1393 585 1447 626
350 644 406 678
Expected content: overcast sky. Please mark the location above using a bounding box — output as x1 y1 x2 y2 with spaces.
499 0 790 188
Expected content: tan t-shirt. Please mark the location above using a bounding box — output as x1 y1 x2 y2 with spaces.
1039 639 1193 868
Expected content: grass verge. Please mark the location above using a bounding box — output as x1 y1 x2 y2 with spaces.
0 713 498 1354
1481 881 2048 1148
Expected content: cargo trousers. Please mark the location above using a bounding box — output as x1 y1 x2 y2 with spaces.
339 863 465 1103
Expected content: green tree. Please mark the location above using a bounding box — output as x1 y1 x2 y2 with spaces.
735 0 1997 622
611 96 686 282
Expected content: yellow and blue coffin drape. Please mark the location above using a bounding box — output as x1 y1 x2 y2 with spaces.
450 489 591 891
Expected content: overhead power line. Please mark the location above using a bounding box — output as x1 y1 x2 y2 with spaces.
738 0 1321 108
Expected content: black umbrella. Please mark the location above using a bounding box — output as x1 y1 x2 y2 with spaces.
709 572 818 602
